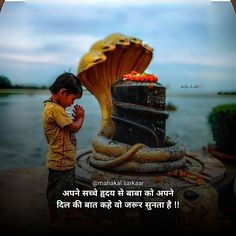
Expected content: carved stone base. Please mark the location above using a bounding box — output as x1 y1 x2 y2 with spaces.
76 150 225 187
75 150 233 232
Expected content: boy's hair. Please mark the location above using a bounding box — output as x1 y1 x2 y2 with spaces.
49 72 83 97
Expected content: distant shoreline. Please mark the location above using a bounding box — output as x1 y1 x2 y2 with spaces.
0 89 235 98
217 92 236 95
0 88 90 95
0 88 49 94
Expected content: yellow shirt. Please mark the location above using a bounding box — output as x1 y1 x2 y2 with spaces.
43 100 76 170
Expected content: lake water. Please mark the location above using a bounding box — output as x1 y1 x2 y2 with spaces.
0 90 235 170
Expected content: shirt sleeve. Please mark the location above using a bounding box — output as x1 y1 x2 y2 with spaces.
52 105 73 128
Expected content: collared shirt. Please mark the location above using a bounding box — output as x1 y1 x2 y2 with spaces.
43 100 76 170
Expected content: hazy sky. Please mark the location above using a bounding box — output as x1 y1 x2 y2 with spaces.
0 0 235 93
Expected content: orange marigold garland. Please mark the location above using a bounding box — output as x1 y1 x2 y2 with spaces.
168 169 206 186
123 70 158 83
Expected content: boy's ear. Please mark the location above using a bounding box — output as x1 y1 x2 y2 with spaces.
59 88 67 96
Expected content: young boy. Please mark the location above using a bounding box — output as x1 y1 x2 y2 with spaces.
43 72 85 228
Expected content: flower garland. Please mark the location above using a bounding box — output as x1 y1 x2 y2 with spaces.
123 71 158 82
168 169 206 186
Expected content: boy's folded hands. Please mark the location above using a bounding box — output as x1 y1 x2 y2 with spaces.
72 104 84 122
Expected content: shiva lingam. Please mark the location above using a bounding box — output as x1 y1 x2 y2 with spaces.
75 33 231 230
90 71 186 173
77 33 186 173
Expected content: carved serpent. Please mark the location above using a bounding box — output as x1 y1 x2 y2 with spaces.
89 134 186 172
78 33 153 137
78 33 186 173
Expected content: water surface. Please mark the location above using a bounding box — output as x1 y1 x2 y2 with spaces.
0 91 235 170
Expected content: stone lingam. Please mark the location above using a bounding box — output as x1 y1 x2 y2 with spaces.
75 33 232 231
90 72 186 173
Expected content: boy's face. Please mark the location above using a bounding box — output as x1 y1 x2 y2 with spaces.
59 90 80 108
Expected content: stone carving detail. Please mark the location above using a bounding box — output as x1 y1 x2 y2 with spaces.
77 33 186 173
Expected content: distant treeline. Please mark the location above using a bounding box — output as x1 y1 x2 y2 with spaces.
0 75 89 90
0 75 49 89
0 74 49 89
217 91 236 95
10 85 48 89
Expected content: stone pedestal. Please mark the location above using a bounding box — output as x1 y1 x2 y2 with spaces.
75 149 234 232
